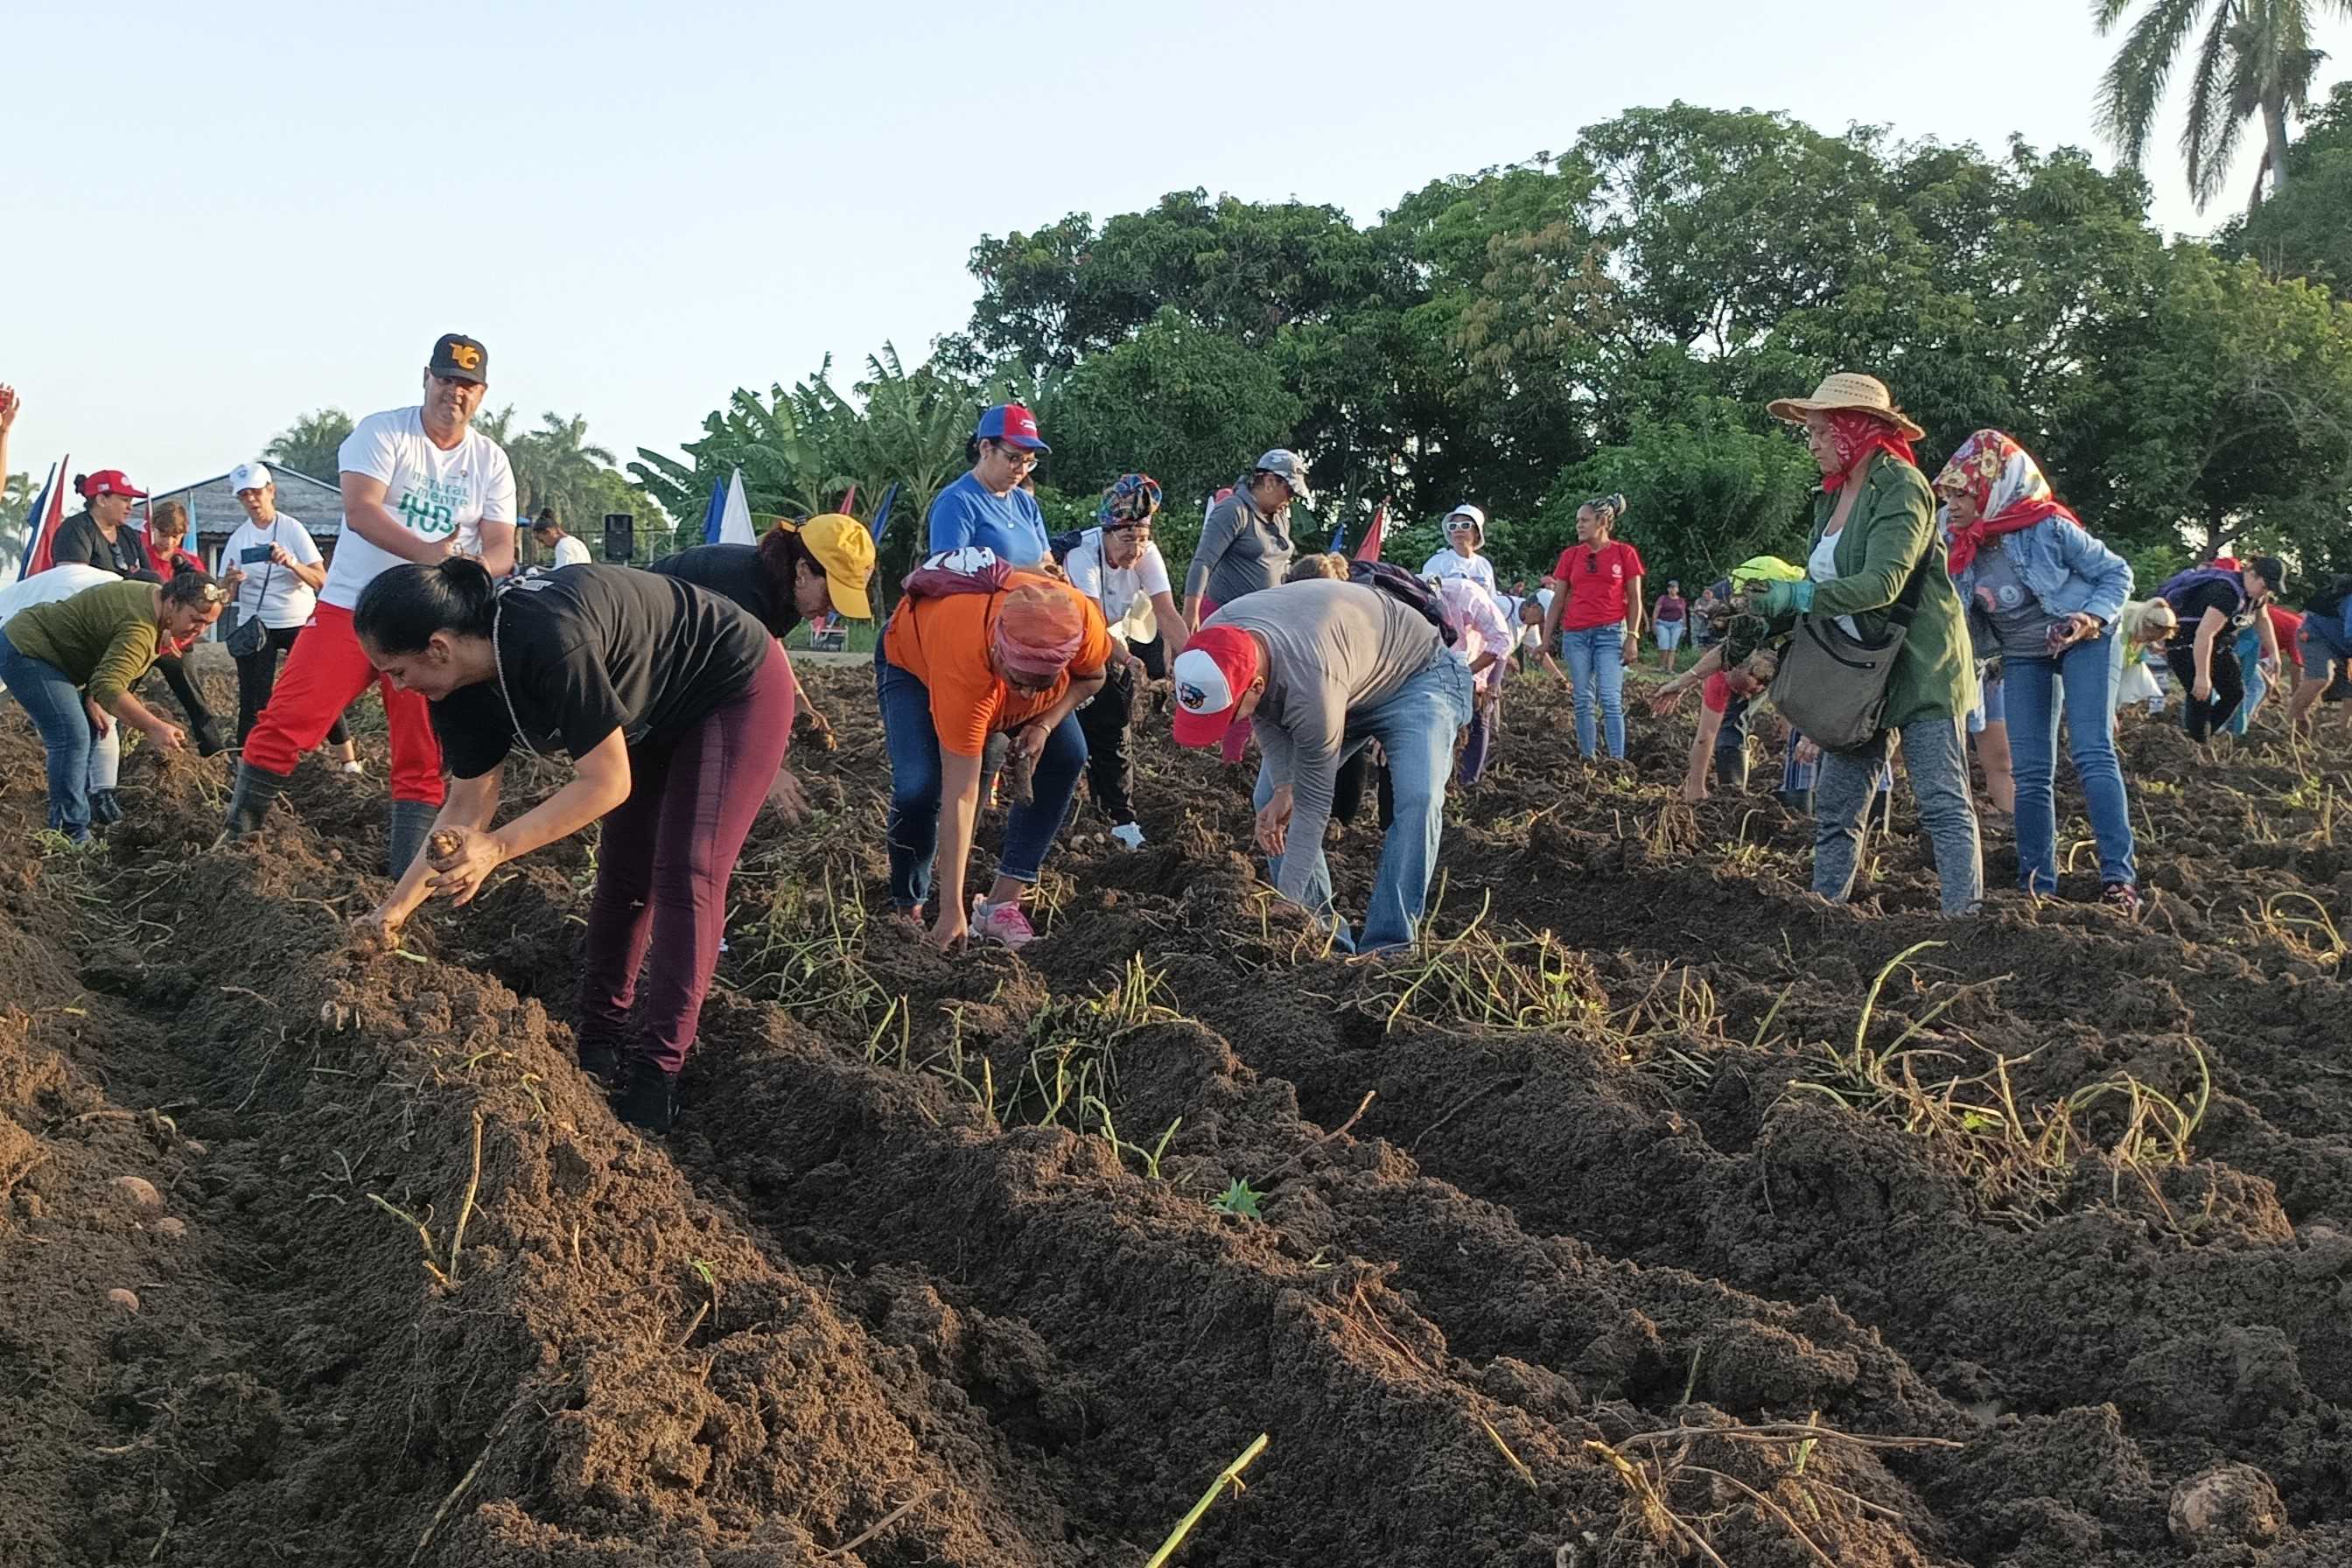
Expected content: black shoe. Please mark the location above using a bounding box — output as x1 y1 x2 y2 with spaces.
578 1039 623 1089
89 789 124 827
614 1062 677 1135
2326 668 2352 703
193 722 228 759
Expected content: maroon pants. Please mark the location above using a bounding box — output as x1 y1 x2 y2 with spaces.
578 649 794 1076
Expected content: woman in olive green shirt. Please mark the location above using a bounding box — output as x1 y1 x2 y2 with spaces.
0 574 224 840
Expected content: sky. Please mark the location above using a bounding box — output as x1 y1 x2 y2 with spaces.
11 0 2347 495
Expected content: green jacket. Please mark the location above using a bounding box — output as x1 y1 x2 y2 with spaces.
1787 452 1976 727
2 579 163 710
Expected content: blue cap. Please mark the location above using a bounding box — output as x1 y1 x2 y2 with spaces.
975 402 1049 452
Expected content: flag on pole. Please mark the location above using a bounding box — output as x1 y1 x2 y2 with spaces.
699 474 728 545
16 458 69 579
838 484 858 517
866 482 900 543
1353 498 1389 564
1327 517 1348 555
717 468 755 546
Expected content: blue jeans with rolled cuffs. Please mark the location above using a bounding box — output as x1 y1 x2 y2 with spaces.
2005 634 2137 892
877 648 1087 914
1559 621 1628 758
1258 649 1474 953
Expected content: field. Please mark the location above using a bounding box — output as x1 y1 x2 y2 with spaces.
3 659 2349 1567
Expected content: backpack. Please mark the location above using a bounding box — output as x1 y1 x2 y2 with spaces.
1347 559 1459 647
2157 565 2246 618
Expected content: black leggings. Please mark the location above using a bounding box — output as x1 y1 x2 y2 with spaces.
1076 662 1139 824
148 654 222 752
236 624 351 747
2165 643 2244 742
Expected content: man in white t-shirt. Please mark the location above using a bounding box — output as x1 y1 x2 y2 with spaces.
227 333 518 875
531 509 592 570
1061 474 1188 849
1420 504 1498 595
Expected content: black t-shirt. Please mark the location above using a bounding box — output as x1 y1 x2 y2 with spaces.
2165 578 2247 648
52 512 146 576
430 565 770 780
648 543 798 640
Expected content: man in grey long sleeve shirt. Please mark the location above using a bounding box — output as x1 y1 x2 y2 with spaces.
1171 578 1474 951
1180 450 1310 621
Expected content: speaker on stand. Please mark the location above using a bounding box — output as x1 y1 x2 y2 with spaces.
601 513 634 563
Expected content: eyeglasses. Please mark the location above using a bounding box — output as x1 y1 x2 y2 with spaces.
990 442 1040 469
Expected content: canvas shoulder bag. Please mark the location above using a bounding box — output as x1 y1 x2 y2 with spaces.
1767 525 1930 752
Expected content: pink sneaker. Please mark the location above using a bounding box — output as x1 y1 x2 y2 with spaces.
970 897 1036 949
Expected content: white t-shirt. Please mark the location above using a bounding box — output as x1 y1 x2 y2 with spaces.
1061 526 1172 643
1809 531 1860 640
550 534 592 570
1422 550 1497 596
321 406 517 610
220 514 326 629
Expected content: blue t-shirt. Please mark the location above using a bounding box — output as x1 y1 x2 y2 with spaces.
925 471 1048 565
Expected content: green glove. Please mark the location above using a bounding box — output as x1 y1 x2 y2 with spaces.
1758 578 1816 618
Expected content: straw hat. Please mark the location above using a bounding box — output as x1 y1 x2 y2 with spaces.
1767 373 1926 442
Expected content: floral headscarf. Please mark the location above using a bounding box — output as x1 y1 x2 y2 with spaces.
1933 430 2078 576
1820 410 1917 493
1099 473 1163 527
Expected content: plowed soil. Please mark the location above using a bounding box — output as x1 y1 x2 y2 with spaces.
4 659 2349 1567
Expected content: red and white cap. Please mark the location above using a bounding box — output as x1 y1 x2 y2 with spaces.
1170 626 1261 747
80 470 148 500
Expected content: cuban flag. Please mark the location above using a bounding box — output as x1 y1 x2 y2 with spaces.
15 458 69 579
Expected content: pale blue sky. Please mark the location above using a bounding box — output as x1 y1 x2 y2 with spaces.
14 0 2345 494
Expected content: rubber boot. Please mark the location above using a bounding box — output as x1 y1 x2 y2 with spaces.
223 761 291 838
385 800 437 879
614 1058 677 1135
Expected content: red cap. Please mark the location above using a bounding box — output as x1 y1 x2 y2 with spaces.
80 470 149 500
1170 625 1262 747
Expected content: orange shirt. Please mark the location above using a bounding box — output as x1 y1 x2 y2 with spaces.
883 571 1112 756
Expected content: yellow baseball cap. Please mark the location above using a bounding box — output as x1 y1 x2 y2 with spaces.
788 514 876 619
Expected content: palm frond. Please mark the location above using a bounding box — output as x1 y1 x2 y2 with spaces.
2182 3 2244 206
2096 0 2221 163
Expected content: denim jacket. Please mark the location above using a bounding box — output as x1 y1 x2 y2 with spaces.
1950 519 2134 626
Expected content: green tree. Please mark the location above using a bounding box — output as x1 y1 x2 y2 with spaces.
492 410 666 557
1042 307 1305 508
262 408 354 482
629 384 851 557
1 470 32 567
2093 0 2349 216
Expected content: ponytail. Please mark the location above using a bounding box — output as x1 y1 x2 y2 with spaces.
1583 493 1628 528
352 558 498 654
756 524 815 605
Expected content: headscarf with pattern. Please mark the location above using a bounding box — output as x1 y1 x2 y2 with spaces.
1099 473 1163 527
1932 430 2079 576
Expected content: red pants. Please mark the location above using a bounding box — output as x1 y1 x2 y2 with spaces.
242 603 446 805
576 648 794 1076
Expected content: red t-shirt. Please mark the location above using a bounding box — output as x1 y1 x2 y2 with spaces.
1551 541 1646 630
1701 670 1734 715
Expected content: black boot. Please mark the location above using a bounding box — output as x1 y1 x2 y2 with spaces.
223 761 291 837
192 718 228 759
89 789 124 827
578 1036 623 1090
385 800 437 878
614 1059 677 1135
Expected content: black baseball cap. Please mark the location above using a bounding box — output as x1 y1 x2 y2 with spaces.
429 332 488 385
2248 555 2288 594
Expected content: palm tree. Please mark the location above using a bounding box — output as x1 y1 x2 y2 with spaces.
262 408 354 482
2094 0 2347 216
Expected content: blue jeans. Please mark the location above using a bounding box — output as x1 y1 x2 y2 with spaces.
1815 718 1983 916
877 649 1086 913
1257 650 1473 952
0 630 97 841
2227 626 2266 736
2006 634 2137 891
1559 621 1628 758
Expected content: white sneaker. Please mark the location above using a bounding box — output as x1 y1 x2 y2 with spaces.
969 897 1036 949
340 760 365 776
1110 822 1147 851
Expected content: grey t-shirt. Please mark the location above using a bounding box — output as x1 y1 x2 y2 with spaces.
1183 488 1295 607
1205 580 1442 903
1968 547 2060 660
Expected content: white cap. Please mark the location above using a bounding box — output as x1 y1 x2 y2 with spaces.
1445 503 1486 530
228 462 273 494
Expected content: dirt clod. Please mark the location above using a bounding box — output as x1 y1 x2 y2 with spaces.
2169 1463 2286 1549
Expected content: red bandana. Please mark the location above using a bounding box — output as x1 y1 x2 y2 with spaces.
1820 410 1917 494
